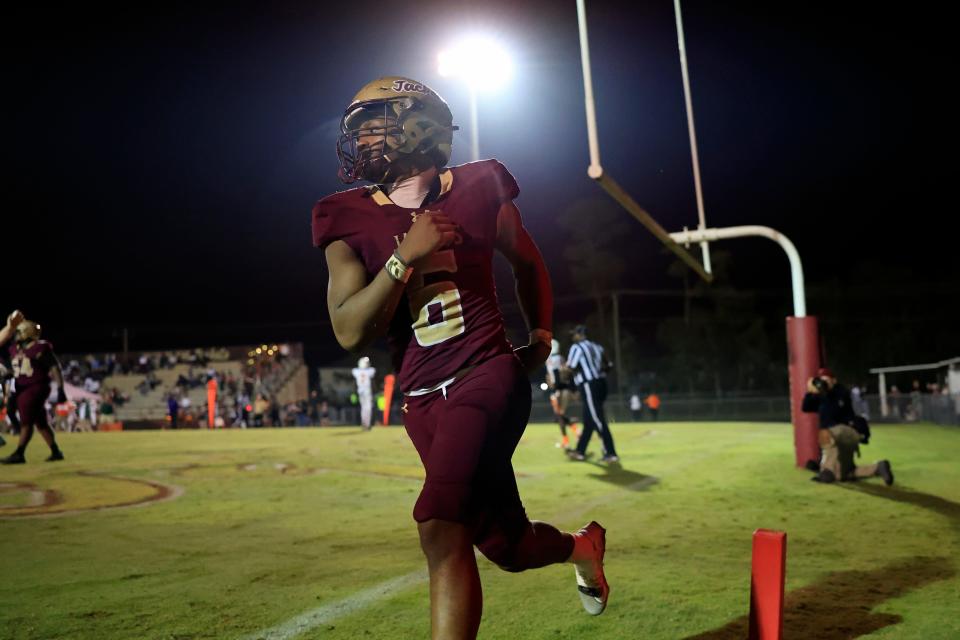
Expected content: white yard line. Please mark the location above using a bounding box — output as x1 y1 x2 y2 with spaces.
241 570 428 640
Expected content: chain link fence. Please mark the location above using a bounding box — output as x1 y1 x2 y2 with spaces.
530 393 791 423
862 393 960 426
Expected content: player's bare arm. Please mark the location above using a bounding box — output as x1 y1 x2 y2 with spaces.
50 355 66 390
325 212 460 351
0 310 25 345
495 201 553 374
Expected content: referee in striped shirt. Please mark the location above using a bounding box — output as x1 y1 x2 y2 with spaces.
565 325 619 463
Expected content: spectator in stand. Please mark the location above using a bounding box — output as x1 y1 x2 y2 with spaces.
53 399 75 432
645 392 661 421
105 353 117 375
75 399 93 432
908 379 923 421
851 384 869 420
284 402 299 426
253 394 268 427
112 387 129 407
99 395 116 428
84 375 100 393
308 390 320 424
888 385 903 419
319 400 331 427
180 393 192 421
168 393 179 429
269 395 281 427
238 393 251 428
297 399 310 426
88 395 98 426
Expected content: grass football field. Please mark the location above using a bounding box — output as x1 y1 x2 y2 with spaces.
2 421 958 639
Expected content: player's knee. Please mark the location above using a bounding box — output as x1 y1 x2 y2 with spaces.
417 519 472 563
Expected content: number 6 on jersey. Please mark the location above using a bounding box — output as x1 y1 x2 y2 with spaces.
407 249 464 347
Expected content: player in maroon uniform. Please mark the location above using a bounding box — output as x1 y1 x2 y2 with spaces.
0 311 66 464
0 361 9 447
313 77 609 639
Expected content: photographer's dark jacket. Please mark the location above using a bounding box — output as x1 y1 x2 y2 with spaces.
801 383 855 429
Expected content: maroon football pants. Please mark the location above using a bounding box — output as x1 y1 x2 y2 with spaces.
403 353 548 566
16 385 50 429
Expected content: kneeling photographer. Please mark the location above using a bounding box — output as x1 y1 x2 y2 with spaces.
801 367 894 485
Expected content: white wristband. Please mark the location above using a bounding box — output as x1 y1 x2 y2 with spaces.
384 251 413 284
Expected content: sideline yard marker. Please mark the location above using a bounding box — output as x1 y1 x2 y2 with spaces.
749 529 786 640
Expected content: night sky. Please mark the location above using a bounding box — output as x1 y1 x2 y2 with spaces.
7 1 956 365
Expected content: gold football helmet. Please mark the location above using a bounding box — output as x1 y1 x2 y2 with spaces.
15 319 40 343
336 76 458 184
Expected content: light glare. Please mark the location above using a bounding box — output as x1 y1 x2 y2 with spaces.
438 37 513 91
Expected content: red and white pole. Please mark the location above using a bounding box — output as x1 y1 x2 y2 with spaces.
786 317 821 468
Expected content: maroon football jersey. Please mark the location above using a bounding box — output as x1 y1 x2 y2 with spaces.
313 160 520 392
8 340 56 388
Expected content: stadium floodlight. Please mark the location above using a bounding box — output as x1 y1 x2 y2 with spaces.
438 37 513 161
438 37 513 91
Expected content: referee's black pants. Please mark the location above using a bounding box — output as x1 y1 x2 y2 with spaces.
575 379 617 457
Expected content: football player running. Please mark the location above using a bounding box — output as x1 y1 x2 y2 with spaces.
546 338 579 449
312 77 609 639
0 311 67 464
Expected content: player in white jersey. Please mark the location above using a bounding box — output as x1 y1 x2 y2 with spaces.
545 340 578 449
351 356 376 430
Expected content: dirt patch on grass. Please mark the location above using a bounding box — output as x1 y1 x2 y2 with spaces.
0 472 183 519
0 482 62 509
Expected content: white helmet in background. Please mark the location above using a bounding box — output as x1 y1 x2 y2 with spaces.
358 357 371 369
550 339 560 356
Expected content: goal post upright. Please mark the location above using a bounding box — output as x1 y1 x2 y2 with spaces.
576 0 713 283
576 0 821 467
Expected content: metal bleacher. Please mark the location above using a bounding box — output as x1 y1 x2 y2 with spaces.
108 358 306 421
107 362 238 421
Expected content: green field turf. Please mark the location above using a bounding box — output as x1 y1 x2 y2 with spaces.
2 421 958 639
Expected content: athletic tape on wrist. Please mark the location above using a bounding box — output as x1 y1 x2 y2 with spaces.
384 252 413 284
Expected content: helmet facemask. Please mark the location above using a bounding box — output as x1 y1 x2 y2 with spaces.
337 96 455 184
